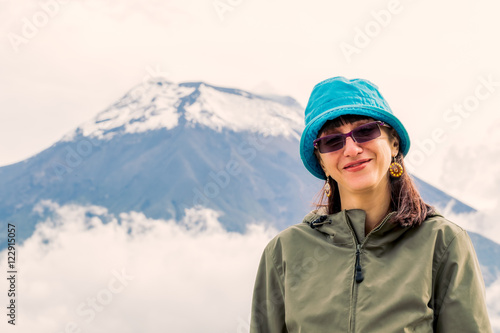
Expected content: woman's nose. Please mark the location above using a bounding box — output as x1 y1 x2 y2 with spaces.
343 136 363 156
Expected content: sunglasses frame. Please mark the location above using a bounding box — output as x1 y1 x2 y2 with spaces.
313 121 391 153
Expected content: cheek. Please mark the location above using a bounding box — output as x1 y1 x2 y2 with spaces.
318 154 339 173
377 145 393 167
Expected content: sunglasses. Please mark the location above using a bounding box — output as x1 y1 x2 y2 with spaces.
313 121 390 153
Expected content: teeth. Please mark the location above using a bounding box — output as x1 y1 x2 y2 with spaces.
348 161 365 168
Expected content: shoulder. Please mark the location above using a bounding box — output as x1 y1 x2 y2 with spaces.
417 211 468 245
415 211 475 264
264 222 315 253
262 210 328 259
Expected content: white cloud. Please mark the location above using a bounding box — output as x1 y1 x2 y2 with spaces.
436 202 500 245
487 277 500 333
0 201 276 333
0 201 499 332
436 117 500 212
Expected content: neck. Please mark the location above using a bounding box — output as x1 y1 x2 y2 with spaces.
339 179 392 235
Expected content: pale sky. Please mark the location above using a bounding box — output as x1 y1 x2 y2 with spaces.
2 3 500 331
2 0 500 210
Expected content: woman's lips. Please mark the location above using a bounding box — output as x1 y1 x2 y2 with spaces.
344 159 371 171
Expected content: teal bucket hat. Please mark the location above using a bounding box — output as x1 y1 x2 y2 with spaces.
300 76 410 180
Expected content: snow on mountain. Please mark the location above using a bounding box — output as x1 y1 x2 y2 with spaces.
62 81 193 141
62 80 303 142
183 83 303 138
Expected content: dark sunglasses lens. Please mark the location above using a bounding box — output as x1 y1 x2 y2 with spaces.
319 135 344 153
353 123 381 143
315 122 383 153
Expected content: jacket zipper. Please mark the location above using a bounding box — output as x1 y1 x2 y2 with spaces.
355 244 364 283
347 211 395 333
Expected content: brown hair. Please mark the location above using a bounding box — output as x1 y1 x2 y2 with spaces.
314 115 435 227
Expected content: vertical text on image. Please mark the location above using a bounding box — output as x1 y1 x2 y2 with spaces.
6 223 17 325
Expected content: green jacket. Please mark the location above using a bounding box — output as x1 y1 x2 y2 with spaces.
250 209 492 332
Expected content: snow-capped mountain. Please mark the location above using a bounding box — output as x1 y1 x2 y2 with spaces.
62 80 304 142
0 79 498 286
0 80 312 242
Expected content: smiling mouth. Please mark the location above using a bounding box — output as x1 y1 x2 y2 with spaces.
344 160 371 169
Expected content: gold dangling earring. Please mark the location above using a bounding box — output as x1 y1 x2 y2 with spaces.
389 155 404 178
324 176 332 197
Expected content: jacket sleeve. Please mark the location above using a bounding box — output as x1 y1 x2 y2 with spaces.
433 230 492 332
250 241 288 333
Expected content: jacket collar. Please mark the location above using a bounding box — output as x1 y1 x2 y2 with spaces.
303 208 409 247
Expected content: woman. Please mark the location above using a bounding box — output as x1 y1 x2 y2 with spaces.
250 77 492 332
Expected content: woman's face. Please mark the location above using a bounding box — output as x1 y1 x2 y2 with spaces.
316 119 399 196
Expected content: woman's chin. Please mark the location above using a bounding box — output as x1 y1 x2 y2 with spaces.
340 174 380 192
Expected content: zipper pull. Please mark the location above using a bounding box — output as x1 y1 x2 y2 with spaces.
355 244 364 283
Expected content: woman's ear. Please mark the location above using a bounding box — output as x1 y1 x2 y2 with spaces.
389 129 400 156
392 139 400 156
